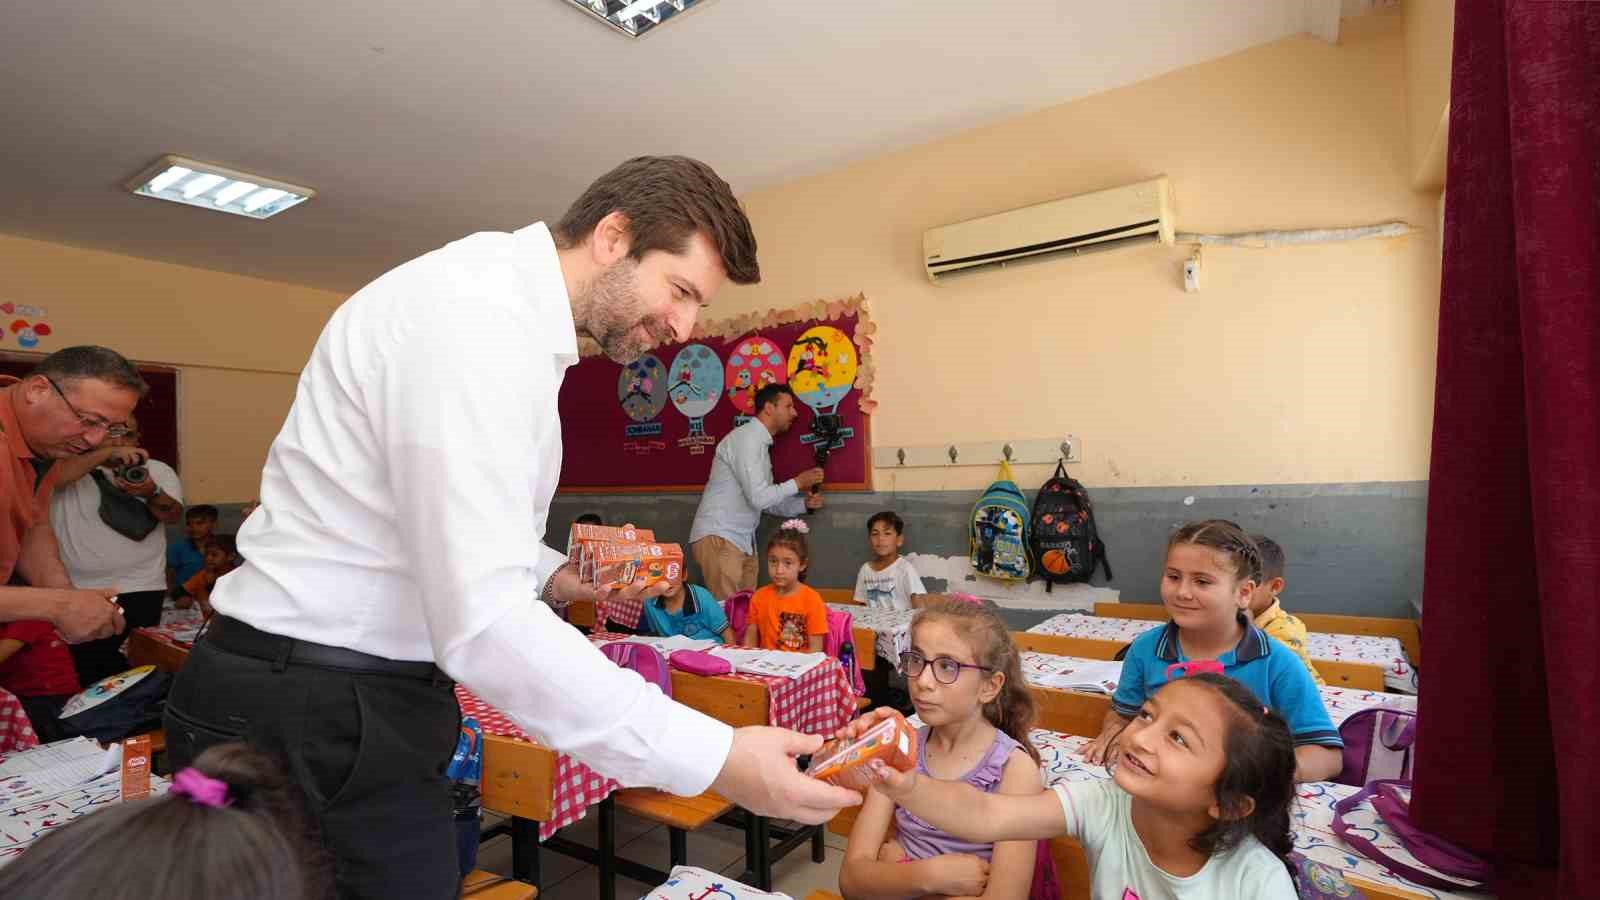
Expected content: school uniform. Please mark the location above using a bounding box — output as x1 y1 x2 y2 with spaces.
1111 620 1342 749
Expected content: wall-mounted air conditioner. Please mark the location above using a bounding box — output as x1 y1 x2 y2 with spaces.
923 176 1174 282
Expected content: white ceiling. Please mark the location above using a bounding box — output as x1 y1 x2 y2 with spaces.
0 1 1339 293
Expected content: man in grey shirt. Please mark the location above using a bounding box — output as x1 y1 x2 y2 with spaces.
689 384 823 599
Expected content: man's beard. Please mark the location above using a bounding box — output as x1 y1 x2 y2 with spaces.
579 258 670 364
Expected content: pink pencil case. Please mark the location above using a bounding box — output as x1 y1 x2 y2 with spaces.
670 649 732 676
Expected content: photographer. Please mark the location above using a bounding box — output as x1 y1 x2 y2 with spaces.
49 413 184 684
689 383 825 600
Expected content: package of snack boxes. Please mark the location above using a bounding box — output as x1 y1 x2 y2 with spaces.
805 710 919 792
590 541 685 590
568 523 656 581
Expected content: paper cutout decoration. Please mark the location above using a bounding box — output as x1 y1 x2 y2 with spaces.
618 355 668 423
8 319 51 349
668 343 724 437
786 325 857 416
723 335 787 417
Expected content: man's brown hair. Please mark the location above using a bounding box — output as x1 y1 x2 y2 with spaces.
554 156 760 285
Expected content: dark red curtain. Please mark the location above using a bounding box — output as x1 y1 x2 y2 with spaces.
1412 3 1597 897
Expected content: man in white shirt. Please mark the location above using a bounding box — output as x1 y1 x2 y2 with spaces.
689 384 824 600
161 156 861 900
48 414 185 683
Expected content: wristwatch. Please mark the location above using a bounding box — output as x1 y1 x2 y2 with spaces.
539 561 576 610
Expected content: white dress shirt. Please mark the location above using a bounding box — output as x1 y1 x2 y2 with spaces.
212 222 733 797
688 419 808 555
50 460 182 593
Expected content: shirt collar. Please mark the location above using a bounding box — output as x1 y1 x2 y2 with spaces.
0 378 36 461
514 222 579 363
1252 599 1284 629
1154 616 1271 664
743 418 774 447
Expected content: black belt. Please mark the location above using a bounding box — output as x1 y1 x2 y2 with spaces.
205 615 450 684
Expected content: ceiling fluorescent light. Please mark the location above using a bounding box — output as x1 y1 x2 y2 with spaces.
561 0 709 39
125 154 316 220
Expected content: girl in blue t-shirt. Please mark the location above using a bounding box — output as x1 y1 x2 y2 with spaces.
640 579 733 644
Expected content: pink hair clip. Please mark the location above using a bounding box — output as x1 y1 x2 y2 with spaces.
1165 659 1225 680
947 592 984 605
780 518 810 534
170 768 233 808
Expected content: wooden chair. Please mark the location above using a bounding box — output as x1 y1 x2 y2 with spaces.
461 869 538 899
612 789 733 871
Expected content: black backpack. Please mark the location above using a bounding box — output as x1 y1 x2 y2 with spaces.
1029 462 1112 591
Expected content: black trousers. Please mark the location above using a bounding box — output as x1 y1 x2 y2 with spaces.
69 588 165 686
164 631 462 900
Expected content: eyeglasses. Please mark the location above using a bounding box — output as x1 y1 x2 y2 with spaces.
898 650 993 685
44 377 132 438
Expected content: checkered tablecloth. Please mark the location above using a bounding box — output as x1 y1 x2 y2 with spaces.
1029 729 1486 899
1027 612 1419 694
455 686 623 841
590 633 856 736
595 595 647 631
826 603 914 667
0 689 38 754
1018 652 1417 729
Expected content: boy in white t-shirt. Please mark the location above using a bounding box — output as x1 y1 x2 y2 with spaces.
853 511 927 611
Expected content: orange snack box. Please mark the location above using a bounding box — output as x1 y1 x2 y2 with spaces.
590 541 685 590
121 734 152 802
568 524 656 581
805 710 919 792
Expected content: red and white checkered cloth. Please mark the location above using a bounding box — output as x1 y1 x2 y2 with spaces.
0 687 40 754
455 686 623 841
595 596 647 631
590 633 856 737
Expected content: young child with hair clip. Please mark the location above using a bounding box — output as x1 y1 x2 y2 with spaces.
840 597 1044 900
0 743 331 900
1084 520 1342 783
742 519 828 651
849 673 1301 899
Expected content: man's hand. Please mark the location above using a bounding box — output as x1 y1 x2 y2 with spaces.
101 446 150 469
49 588 125 643
804 493 825 511
710 726 864 824
792 467 825 492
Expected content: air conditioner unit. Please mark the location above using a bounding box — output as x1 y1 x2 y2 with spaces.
923 176 1174 282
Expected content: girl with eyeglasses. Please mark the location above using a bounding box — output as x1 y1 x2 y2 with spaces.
840 597 1045 900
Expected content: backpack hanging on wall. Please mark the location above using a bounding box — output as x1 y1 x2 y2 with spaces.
970 460 1031 581
1028 460 1112 591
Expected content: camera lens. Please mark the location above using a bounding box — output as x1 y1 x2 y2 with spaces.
121 465 149 484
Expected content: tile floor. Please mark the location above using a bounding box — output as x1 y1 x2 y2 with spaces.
474 810 850 900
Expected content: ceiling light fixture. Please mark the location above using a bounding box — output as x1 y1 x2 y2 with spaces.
124 154 315 220
562 0 706 38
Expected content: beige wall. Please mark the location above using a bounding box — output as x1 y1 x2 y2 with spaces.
715 13 1438 494
0 233 343 501
1404 0 1454 189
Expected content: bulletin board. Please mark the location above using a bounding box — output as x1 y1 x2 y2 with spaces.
556 296 877 493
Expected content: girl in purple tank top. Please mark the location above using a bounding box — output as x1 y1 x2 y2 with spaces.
840 597 1046 900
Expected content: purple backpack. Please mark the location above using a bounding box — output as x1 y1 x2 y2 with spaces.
823 609 867 696
1334 708 1416 787
723 590 754 640
600 642 673 698
1333 780 1491 889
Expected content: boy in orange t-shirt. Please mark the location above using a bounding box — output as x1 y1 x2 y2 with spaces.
741 521 828 652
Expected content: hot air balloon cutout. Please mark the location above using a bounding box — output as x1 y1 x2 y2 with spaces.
668 343 723 454
0 303 51 349
787 325 858 456
724 335 787 426
617 354 668 452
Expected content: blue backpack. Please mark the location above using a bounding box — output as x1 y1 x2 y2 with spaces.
970 460 1031 581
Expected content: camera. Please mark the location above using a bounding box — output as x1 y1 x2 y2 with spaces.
112 462 149 485
809 414 844 493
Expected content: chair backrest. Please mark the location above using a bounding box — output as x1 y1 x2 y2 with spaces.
824 609 866 695
724 589 754 638
599 642 673 699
